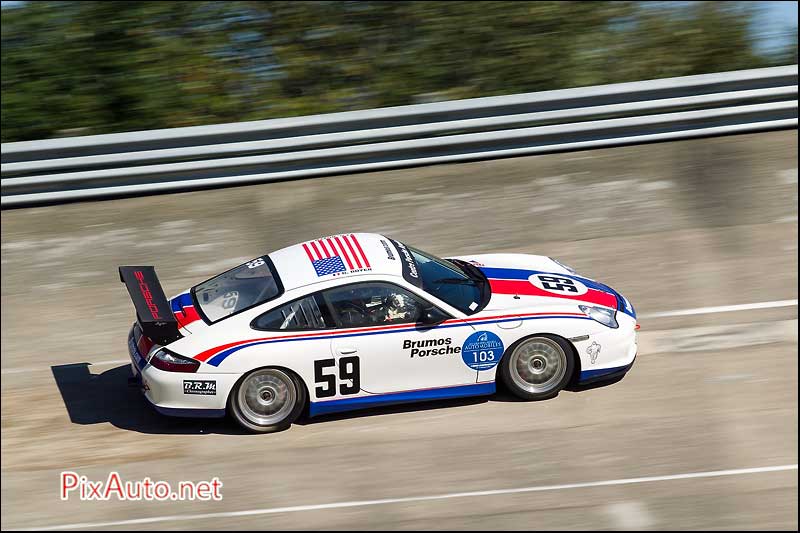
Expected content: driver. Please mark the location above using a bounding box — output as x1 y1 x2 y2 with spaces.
384 292 420 322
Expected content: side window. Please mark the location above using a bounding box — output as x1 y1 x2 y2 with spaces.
322 282 430 328
253 293 331 330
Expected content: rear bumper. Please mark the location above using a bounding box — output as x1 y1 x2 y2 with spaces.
128 325 227 419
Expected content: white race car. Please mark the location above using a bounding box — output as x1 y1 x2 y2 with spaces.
121 233 637 433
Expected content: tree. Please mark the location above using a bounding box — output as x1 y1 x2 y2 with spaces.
1 1 789 142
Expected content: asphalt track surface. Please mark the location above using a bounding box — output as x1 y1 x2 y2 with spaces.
2 130 797 530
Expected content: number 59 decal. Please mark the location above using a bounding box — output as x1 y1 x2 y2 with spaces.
314 357 360 398
246 258 266 269
529 273 588 295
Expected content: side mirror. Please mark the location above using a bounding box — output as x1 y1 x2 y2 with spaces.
420 306 448 325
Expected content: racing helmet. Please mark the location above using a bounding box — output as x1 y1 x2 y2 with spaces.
386 292 419 320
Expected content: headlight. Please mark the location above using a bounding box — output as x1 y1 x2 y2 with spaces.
579 305 618 329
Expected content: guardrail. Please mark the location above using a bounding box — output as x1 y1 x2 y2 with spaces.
2 65 797 208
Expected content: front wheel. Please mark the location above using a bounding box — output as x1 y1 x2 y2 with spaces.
499 335 574 401
229 368 306 433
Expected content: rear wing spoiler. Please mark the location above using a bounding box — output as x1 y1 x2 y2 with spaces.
119 266 181 345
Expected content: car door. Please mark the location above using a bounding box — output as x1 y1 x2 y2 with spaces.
323 281 478 395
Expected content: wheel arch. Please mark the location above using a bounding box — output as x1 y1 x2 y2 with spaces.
226 364 310 416
499 331 581 387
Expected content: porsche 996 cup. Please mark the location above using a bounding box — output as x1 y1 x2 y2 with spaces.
120 233 638 432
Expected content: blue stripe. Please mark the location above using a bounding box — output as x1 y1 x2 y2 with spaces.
207 325 426 366
309 382 496 417
579 363 631 381
171 292 193 313
479 267 636 319
479 267 538 280
205 315 593 367
466 315 591 328
615 294 637 319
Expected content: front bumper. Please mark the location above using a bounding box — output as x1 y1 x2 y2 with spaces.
572 312 638 384
578 354 636 385
128 324 228 418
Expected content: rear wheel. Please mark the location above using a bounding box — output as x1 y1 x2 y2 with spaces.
500 335 574 401
229 368 306 433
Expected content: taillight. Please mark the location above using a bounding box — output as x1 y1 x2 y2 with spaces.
136 330 155 356
149 348 200 373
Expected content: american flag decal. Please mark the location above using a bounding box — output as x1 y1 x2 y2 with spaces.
303 234 372 277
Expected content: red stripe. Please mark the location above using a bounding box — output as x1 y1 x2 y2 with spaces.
326 237 347 269
310 241 323 260
318 239 331 258
350 234 370 268
193 310 584 362
194 320 428 361
462 311 585 323
488 279 617 308
302 243 315 262
334 236 354 270
195 314 470 362
175 305 201 329
341 235 362 269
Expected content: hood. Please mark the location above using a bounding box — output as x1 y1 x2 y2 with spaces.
450 253 635 318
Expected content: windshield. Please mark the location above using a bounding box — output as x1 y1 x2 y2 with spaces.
406 245 487 315
192 256 282 322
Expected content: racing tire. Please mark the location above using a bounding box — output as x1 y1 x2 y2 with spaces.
229 367 306 433
499 335 575 401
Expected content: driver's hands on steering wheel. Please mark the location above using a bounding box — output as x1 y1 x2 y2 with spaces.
337 301 370 326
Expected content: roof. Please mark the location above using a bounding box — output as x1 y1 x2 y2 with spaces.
269 233 403 291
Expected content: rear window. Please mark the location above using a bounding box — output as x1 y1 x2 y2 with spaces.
192 256 282 322
252 293 333 330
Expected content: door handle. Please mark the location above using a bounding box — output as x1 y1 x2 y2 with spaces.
337 347 358 355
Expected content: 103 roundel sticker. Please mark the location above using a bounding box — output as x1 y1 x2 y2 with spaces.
462 331 504 371
528 273 588 296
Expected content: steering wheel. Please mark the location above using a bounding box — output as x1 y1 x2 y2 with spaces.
336 302 369 326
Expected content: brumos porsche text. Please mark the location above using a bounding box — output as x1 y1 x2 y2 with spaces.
403 338 461 358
